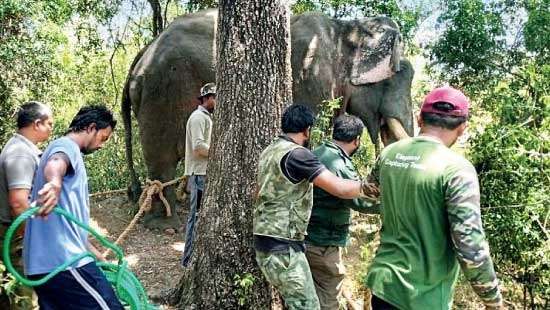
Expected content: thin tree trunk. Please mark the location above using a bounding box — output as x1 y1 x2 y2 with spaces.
170 1 292 309
147 0 163 37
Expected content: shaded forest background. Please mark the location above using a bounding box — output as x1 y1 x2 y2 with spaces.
1 0 548 307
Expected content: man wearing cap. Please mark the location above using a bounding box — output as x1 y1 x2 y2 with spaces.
365 86 503 310
181 82 216 267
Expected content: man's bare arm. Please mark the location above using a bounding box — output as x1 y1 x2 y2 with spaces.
8 188 31 218
37 153 70 216
8 188 31 235
313 170 379 200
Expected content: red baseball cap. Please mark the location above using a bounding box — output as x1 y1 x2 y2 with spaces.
421 86 469 117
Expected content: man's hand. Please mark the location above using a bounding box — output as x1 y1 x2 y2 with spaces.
37 181 62 217
88 242 107 262
360 180 380 200
94 252 107 263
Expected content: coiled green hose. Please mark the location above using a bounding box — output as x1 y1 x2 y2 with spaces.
2 206 158 310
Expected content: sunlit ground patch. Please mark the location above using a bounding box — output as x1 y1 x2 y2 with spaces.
124 254 140 267
171 242 185 253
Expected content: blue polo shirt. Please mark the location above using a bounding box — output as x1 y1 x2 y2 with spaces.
24 137 93 275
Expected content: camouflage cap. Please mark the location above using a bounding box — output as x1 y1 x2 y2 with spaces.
198 82 216 98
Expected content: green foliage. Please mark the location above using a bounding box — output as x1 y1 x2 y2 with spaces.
428 0 505 88
233 273 255 306
185 0 218 12
291 0 319 14
0 0 149 193
0 263 32 309
523 0 550 63
422 0 549 305
468 60 549 306
310 97 343 148
0 0 122 143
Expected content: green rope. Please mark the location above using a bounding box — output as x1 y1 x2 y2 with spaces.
2 206 158 310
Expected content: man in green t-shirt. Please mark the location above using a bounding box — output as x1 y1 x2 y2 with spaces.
365 86 503 310
306 114 379 309
253 104 379 310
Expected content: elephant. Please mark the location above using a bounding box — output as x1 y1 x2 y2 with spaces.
290 12 414 146
122 9 414 229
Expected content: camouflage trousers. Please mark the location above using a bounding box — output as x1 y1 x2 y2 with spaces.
0 226 35 310
256 247 320 310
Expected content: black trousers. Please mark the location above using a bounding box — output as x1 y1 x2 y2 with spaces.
29 262 123 310
372 294 399 310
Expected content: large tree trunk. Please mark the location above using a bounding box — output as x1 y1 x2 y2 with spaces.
170 1 292 308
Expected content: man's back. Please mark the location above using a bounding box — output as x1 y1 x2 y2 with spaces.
24 137 92 275
366 136 478 309
307 141 376 247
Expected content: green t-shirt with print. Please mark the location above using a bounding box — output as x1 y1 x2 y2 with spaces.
366 136 501 310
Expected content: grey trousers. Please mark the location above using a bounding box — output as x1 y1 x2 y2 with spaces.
305 245 346 310
181 174 205 267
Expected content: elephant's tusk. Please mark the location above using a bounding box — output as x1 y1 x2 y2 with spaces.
386 117 410 140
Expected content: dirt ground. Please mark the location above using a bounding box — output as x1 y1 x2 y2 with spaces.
89 193 375 309
89 194 522 310
89 194 185 309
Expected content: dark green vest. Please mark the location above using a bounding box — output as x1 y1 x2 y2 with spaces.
307 141 378 247
253 138 313 241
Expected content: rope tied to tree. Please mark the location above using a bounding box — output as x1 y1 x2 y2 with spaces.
138 179 172 217
102 178 178 258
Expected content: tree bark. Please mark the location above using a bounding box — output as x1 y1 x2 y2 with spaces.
170 1 292 309
147 0 164 37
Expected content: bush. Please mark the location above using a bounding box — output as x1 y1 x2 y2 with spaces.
468 61 549 307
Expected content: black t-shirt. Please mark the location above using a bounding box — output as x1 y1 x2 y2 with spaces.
279 136 325 184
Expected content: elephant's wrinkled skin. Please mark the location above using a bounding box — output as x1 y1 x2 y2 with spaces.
122 9 413 228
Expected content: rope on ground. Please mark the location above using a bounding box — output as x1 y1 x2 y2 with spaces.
102 177 186 258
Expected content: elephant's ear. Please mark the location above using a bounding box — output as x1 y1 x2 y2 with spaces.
350 25 401 85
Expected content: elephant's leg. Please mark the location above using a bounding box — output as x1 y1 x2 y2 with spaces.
142 158 183 230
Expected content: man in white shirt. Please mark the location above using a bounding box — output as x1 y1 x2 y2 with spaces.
182 82 216 267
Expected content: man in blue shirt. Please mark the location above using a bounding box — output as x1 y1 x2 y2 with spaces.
24 105 123 309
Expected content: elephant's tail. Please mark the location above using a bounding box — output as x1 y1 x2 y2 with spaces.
122 45 149 202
